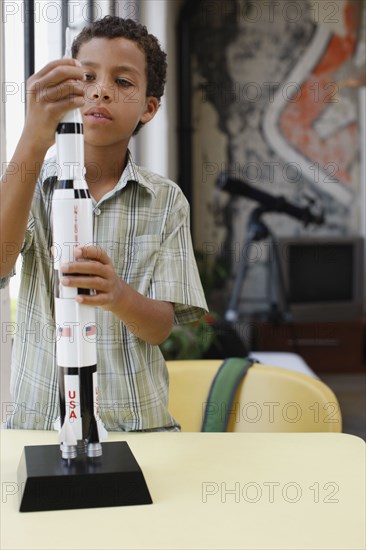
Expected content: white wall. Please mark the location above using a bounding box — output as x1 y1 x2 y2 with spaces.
0 3 12 421
137 0 168 176
133 0 182 182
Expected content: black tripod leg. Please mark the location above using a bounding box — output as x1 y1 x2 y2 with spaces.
270 233 292 322
225 229 255 322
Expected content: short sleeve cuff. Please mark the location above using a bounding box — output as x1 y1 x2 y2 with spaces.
0 267 15 289
173 304 207 324
148 279 208 324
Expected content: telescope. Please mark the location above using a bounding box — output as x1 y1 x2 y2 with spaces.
216 171 325 324
216 172 324 226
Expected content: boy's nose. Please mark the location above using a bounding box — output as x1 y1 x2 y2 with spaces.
87 82 112 101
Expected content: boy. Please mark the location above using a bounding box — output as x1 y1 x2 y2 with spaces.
0 16 207 431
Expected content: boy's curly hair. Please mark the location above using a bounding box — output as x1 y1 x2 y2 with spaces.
72 16 167 134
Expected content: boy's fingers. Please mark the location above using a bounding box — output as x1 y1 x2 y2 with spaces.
38 80 84 103
41 64 84 85
28 66 84 100
61 260 105 275
31 58 81 80
74 245 112 265
75 294 108 307
61 275 107 291
60 248 106 273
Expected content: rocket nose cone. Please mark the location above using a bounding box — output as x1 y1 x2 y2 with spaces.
60 108 83 125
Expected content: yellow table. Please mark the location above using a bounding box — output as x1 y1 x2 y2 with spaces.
1 430 365 550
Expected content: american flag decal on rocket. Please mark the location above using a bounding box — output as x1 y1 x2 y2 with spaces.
85 324 97 338
58 326 72 338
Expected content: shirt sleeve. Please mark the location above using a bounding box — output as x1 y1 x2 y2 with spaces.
0 270 14 289
0 214 34 289
0 157 48 290
147 200 208 325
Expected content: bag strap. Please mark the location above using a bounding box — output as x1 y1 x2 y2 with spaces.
201 357 255 432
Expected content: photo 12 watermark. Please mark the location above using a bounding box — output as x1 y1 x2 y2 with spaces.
2 1 140 25
1 399 139 426
201 399 340 427
197 1 341 26
201 480 340 504
201 80 339 106
201 160 341 185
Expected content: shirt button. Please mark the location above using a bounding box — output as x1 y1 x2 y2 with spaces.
94 208 101 216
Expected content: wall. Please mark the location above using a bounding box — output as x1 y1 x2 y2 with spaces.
0 5 12 418
187 0 366 316
137 0 182 182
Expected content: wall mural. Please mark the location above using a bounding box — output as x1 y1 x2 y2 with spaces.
188 0 365 317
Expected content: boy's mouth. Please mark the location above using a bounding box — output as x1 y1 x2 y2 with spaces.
85 107 113 120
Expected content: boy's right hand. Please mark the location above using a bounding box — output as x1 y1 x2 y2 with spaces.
22 58 85 151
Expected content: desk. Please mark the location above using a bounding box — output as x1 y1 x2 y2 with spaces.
1 431 365 550
251 319 365 372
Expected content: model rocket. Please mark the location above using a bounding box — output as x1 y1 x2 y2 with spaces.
52 28 107 460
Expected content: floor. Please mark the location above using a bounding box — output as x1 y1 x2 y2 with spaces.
319 373 366 440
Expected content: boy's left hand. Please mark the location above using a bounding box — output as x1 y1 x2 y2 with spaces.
61 245 123 311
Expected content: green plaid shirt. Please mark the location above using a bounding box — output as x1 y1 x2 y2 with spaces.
1 152 207 431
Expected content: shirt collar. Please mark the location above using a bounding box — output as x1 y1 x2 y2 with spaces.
42 150 156 198
117 150 157 197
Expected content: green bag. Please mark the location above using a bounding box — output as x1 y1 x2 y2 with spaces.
201 357 255 432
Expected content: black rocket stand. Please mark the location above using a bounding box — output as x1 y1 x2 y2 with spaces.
17 442 153 512
17 28 152 513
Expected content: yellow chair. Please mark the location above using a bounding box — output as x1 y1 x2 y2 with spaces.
166 359 342 433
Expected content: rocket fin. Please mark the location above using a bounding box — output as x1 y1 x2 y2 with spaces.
87 417 99 444
97 419 108 441
54 417 61 431
58 420 78 446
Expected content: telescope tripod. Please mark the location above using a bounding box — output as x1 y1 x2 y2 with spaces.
224 206 292 325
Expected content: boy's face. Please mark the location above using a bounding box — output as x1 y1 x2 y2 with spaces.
77 37 158 148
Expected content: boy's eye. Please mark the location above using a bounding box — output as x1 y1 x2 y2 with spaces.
83 73 94 81
116 78 133 87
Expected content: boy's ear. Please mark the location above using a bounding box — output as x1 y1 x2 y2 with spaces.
140 96 159 124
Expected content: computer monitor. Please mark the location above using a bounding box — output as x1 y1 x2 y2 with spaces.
275 235 364 322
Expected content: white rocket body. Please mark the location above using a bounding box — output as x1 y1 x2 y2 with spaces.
53 108 107 460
